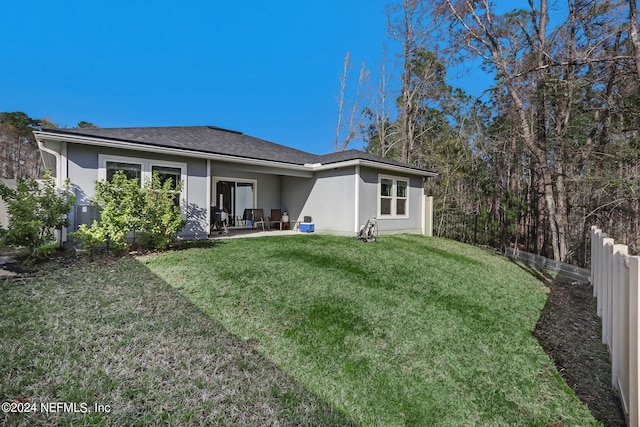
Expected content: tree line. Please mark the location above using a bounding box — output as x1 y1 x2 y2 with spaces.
0 112 96 180
339 0 640 265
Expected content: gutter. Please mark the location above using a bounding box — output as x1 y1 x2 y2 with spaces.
34 131 439 178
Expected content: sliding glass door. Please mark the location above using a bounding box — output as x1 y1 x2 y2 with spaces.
214 179 255 227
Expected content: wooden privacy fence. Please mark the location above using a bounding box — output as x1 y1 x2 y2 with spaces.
591 226 640 427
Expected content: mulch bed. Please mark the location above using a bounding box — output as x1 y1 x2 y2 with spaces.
534 278 627 426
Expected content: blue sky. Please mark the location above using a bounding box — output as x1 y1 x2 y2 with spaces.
2 0 539 155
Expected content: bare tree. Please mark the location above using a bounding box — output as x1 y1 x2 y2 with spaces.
0 112 48 179
365 44 399 158
334 51 369 152
386 0 429 164
628 0 640 80
438 0 577 260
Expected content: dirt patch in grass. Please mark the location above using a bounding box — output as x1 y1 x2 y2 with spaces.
534 278 626 427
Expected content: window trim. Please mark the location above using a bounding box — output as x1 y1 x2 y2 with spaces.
98 154 188 208
377 174 410 219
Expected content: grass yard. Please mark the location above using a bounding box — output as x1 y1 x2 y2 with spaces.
0 234 601 426
140 234 599 426
0 253 353 426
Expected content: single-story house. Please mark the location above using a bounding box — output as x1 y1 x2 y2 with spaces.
33 126 436 241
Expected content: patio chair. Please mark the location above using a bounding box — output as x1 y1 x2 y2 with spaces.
243 208 253 227
268 209 284 230
252 208 267 231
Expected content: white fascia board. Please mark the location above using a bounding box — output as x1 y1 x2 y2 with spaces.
33 131 313 174
311 159 438 177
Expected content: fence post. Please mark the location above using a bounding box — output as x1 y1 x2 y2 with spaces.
612 245 628 390
422 196 433 237
598 232 609 316
603 239 615 346
607 244 624 350
591 227 599 296
629 256 640 427
598 233 607 302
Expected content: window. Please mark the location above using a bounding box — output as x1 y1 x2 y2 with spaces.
380 178 393 215
99 155 187 207
378 175 409 218
106 161 142 183
396 180 408 215
152 165 181 189
152 165 182 206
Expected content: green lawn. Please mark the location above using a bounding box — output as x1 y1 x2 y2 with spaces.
140 234 599 426
0 234 600 426
0 253 353 426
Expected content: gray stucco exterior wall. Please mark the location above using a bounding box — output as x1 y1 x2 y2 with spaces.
61 142 429 240
358 166 424 234
210 161 282 215
66 143 210 239
282 167 356 235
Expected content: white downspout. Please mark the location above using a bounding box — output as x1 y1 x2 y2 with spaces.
206 160 211 236
37 137 68 242
37 138 63 188
354 165 360 234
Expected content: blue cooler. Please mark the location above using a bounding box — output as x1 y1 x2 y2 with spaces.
300 223 315 233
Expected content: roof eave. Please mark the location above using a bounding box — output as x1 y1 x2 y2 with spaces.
312 159 438 177
33 130 313 173
33 130 438 178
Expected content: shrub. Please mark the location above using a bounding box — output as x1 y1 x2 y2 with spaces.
71 222 107 258
138 172 185 250
91 171 145 250
72 170 185 252
0 173 75 258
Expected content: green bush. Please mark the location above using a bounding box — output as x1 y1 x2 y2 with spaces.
71 222 107 258
0 173 75 258
138 172 186 250
91 171 145 250
72 170 185 252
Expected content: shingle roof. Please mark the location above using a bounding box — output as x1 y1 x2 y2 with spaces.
42 126 433 174
316 149 417 170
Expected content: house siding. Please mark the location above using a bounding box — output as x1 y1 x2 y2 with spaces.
210 161 282 214
66 143 209 239
359 166 423 234
282 167 356 235
0 179 17 230
37 129 437 243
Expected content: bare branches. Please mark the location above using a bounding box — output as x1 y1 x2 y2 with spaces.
334 51 351 152
356 0 640 260
334 51 369 152
628 0 640 81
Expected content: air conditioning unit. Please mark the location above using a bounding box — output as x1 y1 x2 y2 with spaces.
76 204 101 229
